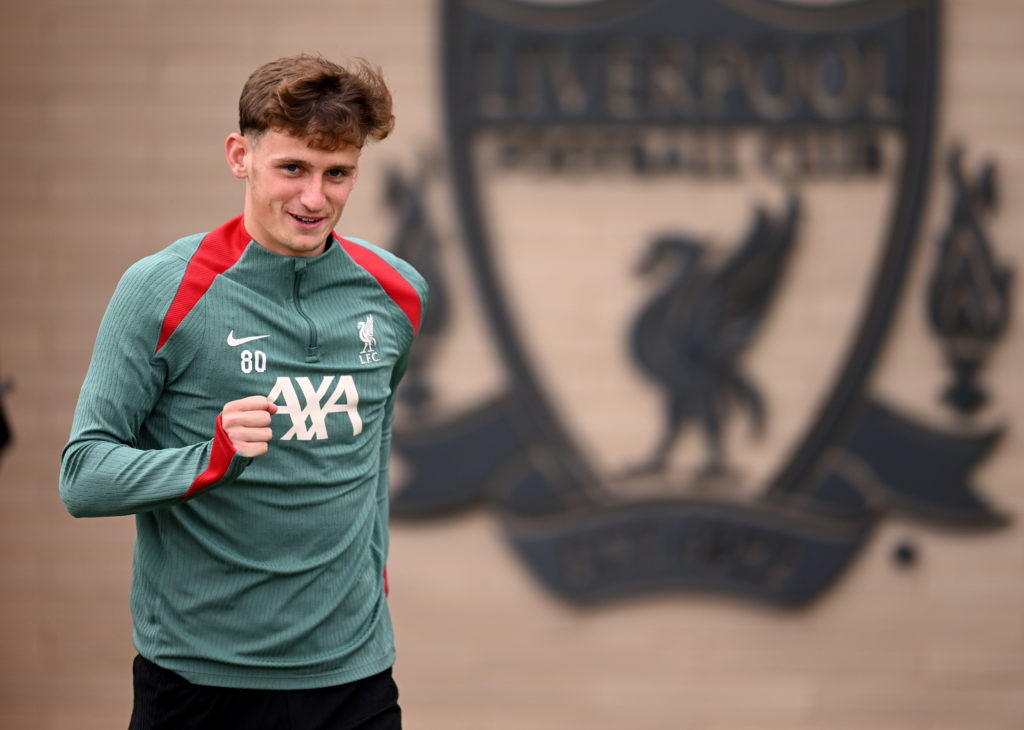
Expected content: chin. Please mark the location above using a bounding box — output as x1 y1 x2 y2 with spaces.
300 235 333 253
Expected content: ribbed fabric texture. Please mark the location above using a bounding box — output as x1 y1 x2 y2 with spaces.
60 217 428 689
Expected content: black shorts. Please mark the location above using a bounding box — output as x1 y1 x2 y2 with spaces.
128 654 401 730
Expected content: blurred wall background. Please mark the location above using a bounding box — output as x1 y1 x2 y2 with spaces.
0 1 1021 728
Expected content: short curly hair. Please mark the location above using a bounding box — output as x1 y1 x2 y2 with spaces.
238 54 395 150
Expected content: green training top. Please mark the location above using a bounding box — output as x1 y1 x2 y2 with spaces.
60 215 428 689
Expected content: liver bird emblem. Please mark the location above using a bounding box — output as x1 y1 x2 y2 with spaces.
627 196 801 478
358 315 376 353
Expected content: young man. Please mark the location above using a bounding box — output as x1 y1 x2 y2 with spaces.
60 55 427 729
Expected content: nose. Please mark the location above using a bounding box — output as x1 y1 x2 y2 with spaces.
299 177 326 211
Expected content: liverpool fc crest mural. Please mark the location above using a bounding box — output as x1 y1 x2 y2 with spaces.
386 0 1013 607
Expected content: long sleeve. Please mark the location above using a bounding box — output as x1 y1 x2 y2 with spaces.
60 255 249 518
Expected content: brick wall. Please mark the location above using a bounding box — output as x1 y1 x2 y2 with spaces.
1 1 1021 728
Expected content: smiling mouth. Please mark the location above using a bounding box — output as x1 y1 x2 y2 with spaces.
290 213 324 225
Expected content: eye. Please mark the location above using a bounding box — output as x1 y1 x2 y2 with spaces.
283 164 302 174
327 168 350 180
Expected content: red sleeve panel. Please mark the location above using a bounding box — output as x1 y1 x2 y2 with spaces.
337 237 423 336
157 215 253 353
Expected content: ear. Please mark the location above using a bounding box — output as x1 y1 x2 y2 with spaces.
225 133 250 179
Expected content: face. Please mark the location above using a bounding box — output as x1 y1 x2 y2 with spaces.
226 128 361 257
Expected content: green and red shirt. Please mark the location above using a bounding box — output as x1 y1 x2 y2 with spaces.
61 215 427 689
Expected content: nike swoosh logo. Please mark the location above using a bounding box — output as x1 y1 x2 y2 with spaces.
227 330 271 347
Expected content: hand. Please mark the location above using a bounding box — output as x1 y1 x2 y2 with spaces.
221 396 278 458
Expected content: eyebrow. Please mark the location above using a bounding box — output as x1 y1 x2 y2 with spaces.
272 157 356 172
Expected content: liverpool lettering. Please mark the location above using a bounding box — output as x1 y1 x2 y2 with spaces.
470 30 898 180
470 35 899 125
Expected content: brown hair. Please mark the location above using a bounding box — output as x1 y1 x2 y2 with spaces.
238 54 395 150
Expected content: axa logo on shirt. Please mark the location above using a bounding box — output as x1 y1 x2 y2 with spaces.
267 376 362 440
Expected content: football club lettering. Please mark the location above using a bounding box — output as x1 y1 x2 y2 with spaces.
471 33 898 124
472 28 899 181
267 376 363 440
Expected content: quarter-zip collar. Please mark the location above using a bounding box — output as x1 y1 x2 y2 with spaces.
291 257 321 362
224 231 348 363
227 231 343 301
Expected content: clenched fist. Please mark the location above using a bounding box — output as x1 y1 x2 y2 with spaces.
221 396 278 458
